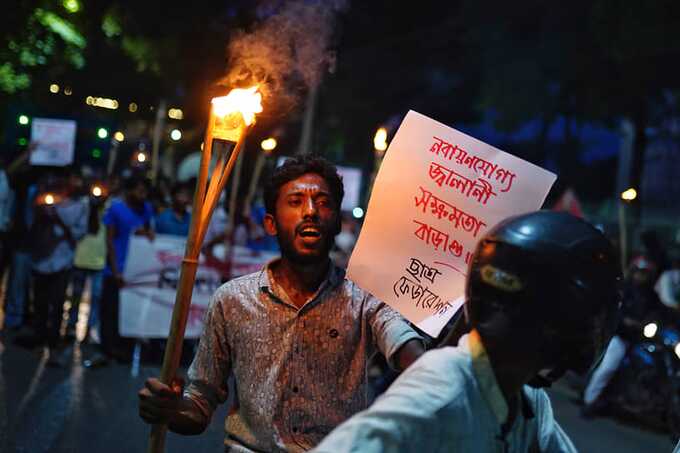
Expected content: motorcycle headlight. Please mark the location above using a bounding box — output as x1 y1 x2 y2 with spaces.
643 322 658 338
675 343 680 360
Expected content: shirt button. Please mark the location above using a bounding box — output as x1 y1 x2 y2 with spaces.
292 427 299 433
293 386 299 393
329 328 339 338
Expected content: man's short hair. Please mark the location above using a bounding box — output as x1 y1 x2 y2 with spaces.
263 155 344 214
124 174 150 192
172 181 191 196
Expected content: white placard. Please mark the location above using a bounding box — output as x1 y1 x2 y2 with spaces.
347 111 556 337
120 235 277 338
29 118 77 166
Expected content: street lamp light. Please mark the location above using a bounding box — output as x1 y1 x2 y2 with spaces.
373 127 388 153
260 137 277 152
621 188 637 202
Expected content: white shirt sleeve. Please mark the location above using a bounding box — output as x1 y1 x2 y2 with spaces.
533 389 578 453
312 350 461 453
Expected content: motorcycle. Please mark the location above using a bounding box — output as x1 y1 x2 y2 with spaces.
604 318 680 437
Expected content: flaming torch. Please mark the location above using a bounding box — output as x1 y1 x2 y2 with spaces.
148 86 263 453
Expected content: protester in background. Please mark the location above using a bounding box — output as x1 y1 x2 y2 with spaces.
155 182 191 236
3 164 38 333
313 212 620 453
139 155 424 451
331 212 358 269
151 181 193 363
655 252 680 310
582 255 665 417
640 230 669 276
0 163 15 301
247 190 280 253
106 174 122 203
100 175 154 364
29 172 89 367
65 186 108 345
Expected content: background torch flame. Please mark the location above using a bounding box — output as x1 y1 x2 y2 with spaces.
211 86 263 126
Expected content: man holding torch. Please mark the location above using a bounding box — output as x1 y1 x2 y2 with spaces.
138 155 425 452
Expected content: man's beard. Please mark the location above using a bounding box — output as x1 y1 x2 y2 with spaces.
276 229 336 266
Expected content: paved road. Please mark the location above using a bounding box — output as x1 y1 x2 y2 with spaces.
0 338 675 452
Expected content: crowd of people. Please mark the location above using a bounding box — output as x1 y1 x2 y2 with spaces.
0 156 329 368
2 152 680 451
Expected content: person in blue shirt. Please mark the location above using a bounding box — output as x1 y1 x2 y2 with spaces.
155 182 191 237
98 175 154 364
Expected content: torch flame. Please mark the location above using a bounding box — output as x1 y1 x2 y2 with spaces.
211 86 263 126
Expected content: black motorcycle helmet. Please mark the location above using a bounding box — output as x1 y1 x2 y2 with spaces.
464 211 621 384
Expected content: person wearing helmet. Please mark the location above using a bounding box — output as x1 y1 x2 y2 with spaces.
312 211 621 453
581 254 665 417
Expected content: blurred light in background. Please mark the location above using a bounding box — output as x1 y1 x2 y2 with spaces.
18 115 29 125
91 185 103 197
352 207 364 219
50 83 60 93
63 0 80 13
137 152 147 163
261 137 277 152
129 102 138 112
643 322 658 338
44 194 55 205
64 87 72 95
621 188 637 201
373 127 388 152
168 108 184 120
91 149 102 158
18 138 28 146
97 127 108 139
87 97 118 109
114 131 125 142
170 129 182 141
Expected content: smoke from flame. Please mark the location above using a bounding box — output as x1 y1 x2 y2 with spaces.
220 0 348 114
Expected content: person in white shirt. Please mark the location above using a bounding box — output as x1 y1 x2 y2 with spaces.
313 211 622 453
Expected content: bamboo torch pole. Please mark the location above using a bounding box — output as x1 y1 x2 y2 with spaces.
147 87 262 453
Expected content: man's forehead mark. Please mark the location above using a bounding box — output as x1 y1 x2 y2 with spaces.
282 176 331 196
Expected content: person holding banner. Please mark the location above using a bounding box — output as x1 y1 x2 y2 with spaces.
99 175 155 364
312 211 621 453
139 155 425 451
155 182 192 237
29 172 89 366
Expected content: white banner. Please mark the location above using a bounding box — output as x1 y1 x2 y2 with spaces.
347 111 556 337
120 235 277 338
29 118 77 166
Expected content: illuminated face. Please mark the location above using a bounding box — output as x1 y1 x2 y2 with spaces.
264 173 340 265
